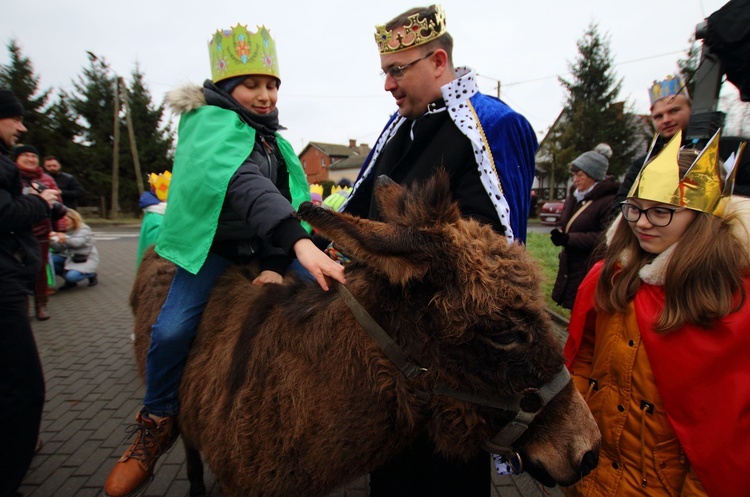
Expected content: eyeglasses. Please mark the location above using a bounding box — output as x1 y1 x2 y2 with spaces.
381 51 435 80
620 202 686 227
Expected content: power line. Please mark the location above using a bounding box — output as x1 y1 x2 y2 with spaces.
478 49 686 88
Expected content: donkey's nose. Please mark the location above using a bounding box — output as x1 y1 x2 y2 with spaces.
580 449 599 477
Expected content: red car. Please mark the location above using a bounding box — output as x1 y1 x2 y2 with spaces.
539 200 564 226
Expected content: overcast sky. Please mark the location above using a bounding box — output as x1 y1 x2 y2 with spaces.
1 0 740 153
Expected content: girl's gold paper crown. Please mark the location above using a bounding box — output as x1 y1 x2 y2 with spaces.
627 129 745 217
208 24 280 84
374 5 447 54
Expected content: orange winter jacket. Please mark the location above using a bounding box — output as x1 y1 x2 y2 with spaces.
563 297 706 497
563 257 750 497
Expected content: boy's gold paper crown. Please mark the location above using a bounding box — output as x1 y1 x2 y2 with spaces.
627 130 744 217
648 74 688 106
208 24 280 83
309 184 324 196
149 170 172 202
375 5 447 54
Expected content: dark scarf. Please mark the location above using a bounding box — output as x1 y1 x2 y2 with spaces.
202 80 281 138
18 165 43 183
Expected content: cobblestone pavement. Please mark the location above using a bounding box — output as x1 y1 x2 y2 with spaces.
19 225 563 497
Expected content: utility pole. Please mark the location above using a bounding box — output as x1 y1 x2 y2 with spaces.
110 77 120 219
121 79 144 196
496 81 501 99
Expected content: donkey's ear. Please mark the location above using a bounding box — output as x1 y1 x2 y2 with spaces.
298 204 431 286
375 169 461 227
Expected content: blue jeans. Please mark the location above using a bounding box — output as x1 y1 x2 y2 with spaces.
52 254 95 284
142 252 231 417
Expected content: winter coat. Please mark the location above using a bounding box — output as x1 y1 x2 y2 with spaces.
343 67 537 243
18 166 66 239
0 142 50 301
551 176 619 309
563 198 750 497
47 170 85 209
156 81 311 275
50 224 99 275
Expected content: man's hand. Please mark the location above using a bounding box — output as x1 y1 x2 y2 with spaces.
293 238 346 291
29 187 61 208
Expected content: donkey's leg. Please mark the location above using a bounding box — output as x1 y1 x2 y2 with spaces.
184 439 207 497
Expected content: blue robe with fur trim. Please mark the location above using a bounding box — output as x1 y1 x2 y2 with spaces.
345 67 537 243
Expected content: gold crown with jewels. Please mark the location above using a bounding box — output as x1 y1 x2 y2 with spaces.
627 129 745 217
374 5 447 54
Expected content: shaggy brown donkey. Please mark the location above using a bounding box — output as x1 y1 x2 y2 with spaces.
130 171 600 497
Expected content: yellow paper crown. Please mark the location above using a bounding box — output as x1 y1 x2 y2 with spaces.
309 184 324 196
209 24 280 83
648 74 689 106
148 170 172 202
627 130 743 217
375 5 447 54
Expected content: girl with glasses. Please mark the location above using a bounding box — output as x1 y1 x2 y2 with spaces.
563 135 750 497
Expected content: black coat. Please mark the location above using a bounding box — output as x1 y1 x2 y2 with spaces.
0 142 51 302
343 102 504 234
551 176 619 309
48 171 85 210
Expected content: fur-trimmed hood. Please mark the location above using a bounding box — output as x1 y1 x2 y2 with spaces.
165 83 207 116
605 195 750 285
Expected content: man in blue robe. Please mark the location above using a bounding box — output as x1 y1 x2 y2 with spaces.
340 5 538 497
343 5 537 246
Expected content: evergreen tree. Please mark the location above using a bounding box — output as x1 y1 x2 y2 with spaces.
118 64 174 211
0 40 53 153
557 23 642 178
68 52 124 216
43 90 89 190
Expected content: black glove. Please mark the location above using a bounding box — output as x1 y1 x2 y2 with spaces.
550 229 569 247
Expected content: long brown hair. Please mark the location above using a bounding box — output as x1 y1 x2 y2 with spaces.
597 151 749 332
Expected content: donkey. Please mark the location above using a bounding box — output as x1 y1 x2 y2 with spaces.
131 171 600 497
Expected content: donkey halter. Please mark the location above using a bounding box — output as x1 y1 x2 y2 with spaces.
335 282 571 471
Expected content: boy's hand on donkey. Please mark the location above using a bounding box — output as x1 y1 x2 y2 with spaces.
293 238 346 291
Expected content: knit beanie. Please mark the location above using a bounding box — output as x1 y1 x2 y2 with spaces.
216 75 247 95
0 88 24 119
570 143 613 181
12 144 40 161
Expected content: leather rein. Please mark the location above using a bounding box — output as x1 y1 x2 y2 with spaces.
335 281 571 472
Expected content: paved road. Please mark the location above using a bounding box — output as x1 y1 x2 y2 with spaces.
19 225 562 497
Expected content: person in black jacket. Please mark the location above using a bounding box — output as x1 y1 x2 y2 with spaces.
0 88 61 497
551 144 619 309
42 156 85 209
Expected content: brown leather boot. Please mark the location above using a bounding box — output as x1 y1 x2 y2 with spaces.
103 411 179 497
35 295 50 321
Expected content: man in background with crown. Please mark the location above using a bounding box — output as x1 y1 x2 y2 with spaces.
337 5 537 496
613 75 692 210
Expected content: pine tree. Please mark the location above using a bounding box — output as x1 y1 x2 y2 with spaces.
68 52 123 216
0 40 53 153
556 23 643 178
118 64 174 211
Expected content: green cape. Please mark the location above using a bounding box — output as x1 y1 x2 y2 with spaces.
156 105 311 274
